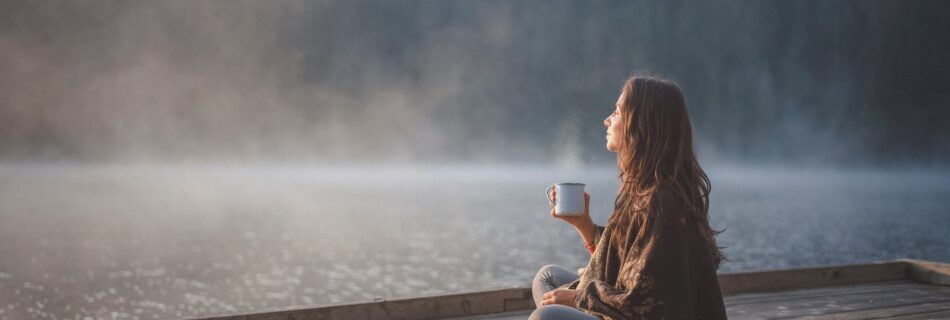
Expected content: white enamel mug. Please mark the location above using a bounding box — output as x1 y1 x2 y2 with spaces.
545 182 586 216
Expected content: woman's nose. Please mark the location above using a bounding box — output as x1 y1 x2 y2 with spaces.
604 116 610 127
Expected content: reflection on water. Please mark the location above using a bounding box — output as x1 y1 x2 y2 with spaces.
0 164 948 319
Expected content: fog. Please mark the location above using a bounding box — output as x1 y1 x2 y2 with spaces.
2 0 948 167
2 1 950 319
1 163 948 319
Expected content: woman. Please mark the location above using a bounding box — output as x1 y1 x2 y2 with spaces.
532 73 728 320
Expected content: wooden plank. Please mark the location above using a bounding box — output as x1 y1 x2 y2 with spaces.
726 286 950 319
726 281 919 305
194 287 534 320
736 297 950 319
882 309 950 319
718 261 909 295
725 281 924 306
788 301 950 319
902 259 950 286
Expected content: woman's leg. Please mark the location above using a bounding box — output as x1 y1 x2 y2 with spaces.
529 305 600 320
532 264 579 307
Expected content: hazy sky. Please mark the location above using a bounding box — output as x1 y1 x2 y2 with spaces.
1 0 947 167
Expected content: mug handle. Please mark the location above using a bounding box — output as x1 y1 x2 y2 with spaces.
545 184 557 207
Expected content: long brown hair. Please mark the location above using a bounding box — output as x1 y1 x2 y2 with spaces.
609 72 727 268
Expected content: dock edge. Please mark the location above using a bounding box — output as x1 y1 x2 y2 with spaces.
191 259 950 320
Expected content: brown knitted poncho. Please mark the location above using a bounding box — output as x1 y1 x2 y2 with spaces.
559 188 728 320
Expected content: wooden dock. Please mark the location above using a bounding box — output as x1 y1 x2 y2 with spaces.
194 258 950 320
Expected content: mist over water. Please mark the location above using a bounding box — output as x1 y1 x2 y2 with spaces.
1 1 949 165
1 1 950 320
1 164 949 319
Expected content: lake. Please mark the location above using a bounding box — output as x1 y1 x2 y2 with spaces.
1 164 948 319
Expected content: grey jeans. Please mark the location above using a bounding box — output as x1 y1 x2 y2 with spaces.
530 265 600 320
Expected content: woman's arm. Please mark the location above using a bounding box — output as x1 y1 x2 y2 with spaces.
550 191 603 250
574 220 604 248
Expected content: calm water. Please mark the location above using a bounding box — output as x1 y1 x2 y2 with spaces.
1 164 948 319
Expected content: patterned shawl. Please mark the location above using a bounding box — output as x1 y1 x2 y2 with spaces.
559 188 728 320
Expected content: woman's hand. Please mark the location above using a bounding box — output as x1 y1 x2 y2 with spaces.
549 188 594 228
540 289 578 307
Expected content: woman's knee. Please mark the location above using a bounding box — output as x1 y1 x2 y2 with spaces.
533 264 561 283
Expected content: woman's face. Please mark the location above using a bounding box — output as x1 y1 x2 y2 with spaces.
604 91 624 152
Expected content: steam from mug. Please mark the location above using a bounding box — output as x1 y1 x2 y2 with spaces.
546 183 586 216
